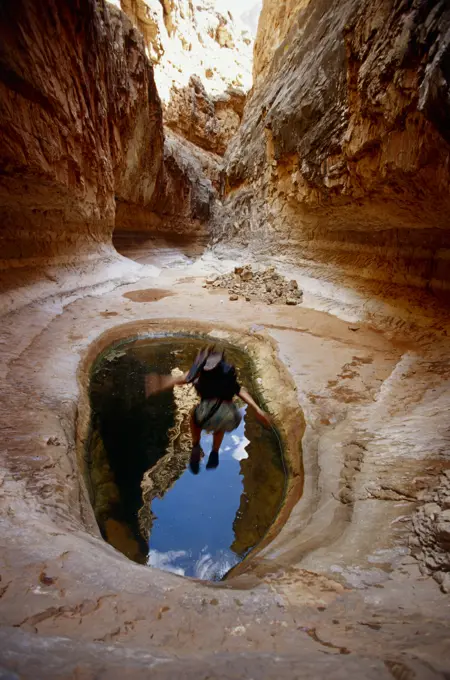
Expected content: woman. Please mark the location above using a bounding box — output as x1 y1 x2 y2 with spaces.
145 346 271 473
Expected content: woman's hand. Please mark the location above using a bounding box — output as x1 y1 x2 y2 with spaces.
144 372 187 398
255 408 272 428
238 388 272 428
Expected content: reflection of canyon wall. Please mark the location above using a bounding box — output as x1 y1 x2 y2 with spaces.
140 371 197 539
217 0 450 294
232 419 285 557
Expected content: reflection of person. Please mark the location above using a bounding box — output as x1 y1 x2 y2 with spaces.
145 346 271 474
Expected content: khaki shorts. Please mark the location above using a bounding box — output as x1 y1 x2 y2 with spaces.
194 400 242 433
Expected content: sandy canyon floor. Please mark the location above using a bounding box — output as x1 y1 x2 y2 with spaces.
0 236 449 679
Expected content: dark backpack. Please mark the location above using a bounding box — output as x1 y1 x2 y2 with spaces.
194 361 240 401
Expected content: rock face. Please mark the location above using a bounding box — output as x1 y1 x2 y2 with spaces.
2 1 450 677
113 0 254 156
0 0 223 269
0 0 164 266
164 76 246 156
116 129 218 235
412 470 450 593
218 0 450 294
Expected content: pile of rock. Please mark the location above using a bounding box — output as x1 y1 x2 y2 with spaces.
204 264 303 305
411 470 450 593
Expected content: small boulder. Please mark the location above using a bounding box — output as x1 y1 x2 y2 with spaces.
229 294 238 301
441 573 450 594
423 502 441 518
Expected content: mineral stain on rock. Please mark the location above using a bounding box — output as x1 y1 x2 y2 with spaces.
123 290 174 303
87 337 286 580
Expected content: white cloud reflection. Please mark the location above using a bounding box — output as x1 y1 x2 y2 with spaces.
194 549 239 580
148 547 239 580
147 549 187 576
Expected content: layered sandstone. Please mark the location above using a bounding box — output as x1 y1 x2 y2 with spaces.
219 0 450 295
0 0 223 291
112 0 255 155
0 0 164 267
116 129 219 235
1 0 450 677
164 76 246 156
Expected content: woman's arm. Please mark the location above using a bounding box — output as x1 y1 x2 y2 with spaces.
145 372 188 398
238 388 272 428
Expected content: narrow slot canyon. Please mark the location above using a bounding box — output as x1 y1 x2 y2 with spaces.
0 1 450 678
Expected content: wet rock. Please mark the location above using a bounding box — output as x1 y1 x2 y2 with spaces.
229 294 239 301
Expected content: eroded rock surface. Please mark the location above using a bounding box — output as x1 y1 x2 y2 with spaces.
164 76 246 156
218 0 450 294
113 0 255 156
1 0 450 677
412 470 450 593
0 0 164 266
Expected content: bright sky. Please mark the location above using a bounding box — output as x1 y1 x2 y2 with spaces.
215 0 262 34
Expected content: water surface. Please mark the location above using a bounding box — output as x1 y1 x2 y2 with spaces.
88 337 285 580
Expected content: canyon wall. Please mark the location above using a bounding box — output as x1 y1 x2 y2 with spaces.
0 0 225 277
112 0 254 155
218 0 450 294
108 0 262 238
0 0 165 267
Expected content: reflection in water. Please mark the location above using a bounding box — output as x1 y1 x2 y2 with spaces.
88 338 285 580
147 407 250 579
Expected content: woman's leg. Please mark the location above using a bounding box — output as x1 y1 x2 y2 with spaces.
212 430 225 454
206 430 225 470
190 412 202 447
189 411 203 474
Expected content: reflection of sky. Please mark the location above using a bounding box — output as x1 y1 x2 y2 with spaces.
147 406 250 579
